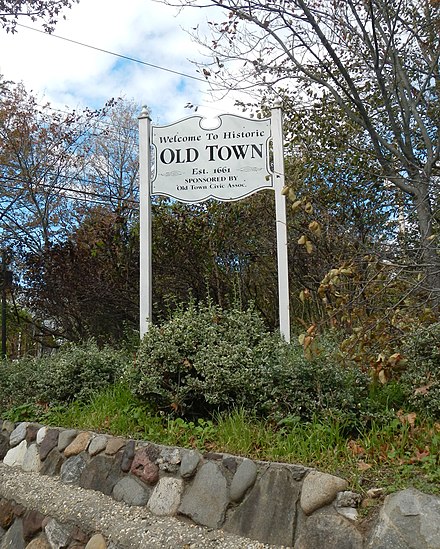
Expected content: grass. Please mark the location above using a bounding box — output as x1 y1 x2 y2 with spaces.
4 381 439 498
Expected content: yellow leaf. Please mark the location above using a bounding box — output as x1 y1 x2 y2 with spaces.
308 221 321 237
291 200 302 213
378 370 388 384
298 333 306 345
304 202 313 214
281 185 290 196
288 188 297 201
305 240 314 254
298 235 307 245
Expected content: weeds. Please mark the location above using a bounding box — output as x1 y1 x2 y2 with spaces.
16 382 435 497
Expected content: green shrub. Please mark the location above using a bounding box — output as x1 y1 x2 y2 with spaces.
0 340 130 413
127 301 371 425
128 301 285 418
0 356 45 412
267 340 371 427
400 322 440 418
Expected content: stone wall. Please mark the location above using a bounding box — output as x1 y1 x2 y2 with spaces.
0 500 107 549
0 420 439 549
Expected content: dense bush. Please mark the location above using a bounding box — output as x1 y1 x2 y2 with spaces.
127 301 371 424
127 301 284 418
271 341 371 426
400 322 440 418
0 340 129 413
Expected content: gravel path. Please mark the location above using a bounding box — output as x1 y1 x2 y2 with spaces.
0 463 287 548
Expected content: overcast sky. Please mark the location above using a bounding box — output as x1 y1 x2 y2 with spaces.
0 0 242 124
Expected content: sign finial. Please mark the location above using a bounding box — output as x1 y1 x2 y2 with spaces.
139 105 151 119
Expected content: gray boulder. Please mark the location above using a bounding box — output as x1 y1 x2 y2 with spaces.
225 464 300 546
366 488 440 549
294 507 363 549
179 461 228 529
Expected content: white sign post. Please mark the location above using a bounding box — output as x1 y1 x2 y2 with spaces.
271 103 290 343
138 106 152 337
139 107 290 342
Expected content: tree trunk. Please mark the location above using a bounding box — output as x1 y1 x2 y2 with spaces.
413 177 440 308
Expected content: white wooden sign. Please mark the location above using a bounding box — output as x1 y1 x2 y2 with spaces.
139 105 290 343
152 115 272 202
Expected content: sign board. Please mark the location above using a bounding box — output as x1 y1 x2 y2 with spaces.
151 114 272 202
139 105 290 343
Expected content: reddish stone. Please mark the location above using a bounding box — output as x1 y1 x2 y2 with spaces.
26 424 40 443
71 525 89 543
64 432 91 457
23 509 45 540
0 499 14 528
39 429 59 461
130 448 159 485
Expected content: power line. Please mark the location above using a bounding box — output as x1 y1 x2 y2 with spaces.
0 173 140 208
16 23 209 85
0 163 139 192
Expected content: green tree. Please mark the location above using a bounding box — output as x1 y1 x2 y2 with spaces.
151 194 280 327
165 0 440 305
24 206 139 343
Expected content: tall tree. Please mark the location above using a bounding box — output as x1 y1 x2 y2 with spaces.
164 0 440 305
83 98 140 227
0 78 103 256
25 206 139 343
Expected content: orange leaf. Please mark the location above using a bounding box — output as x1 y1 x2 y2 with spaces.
357 461 372 471
303 336 312 349
397 410 417 427
414 383 432 395
348 439 365 456
408 446 430 463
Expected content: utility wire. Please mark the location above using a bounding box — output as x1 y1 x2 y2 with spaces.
16 23 209 85
0 173 139 206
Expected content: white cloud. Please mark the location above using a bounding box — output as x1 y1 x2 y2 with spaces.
0 0 244 122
